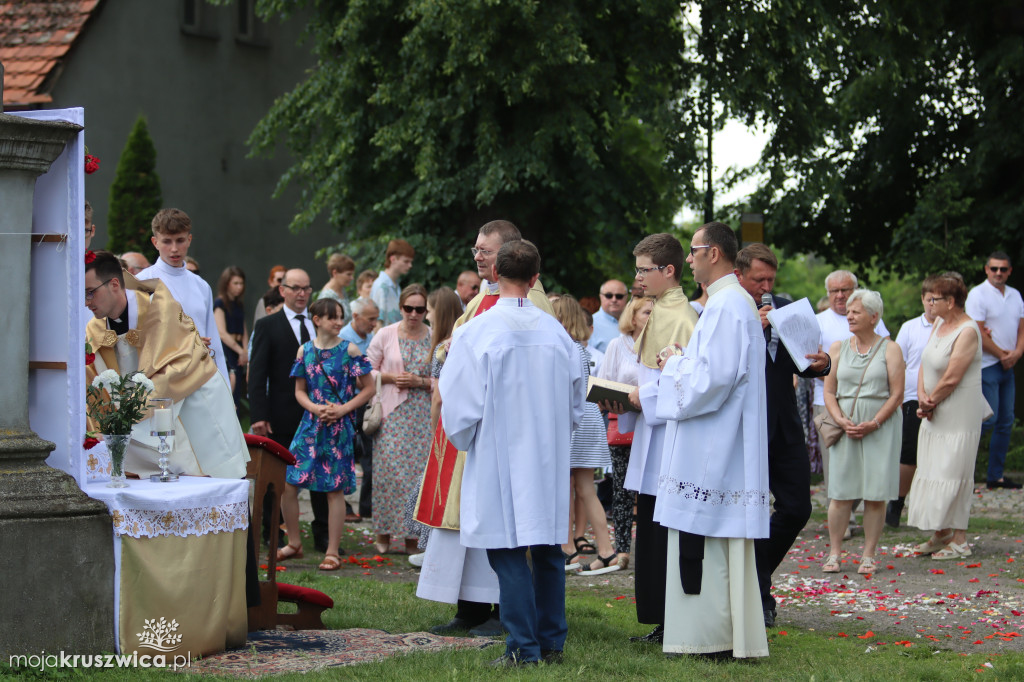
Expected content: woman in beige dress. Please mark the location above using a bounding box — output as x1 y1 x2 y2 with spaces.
822 289 905 575
908 272 984 560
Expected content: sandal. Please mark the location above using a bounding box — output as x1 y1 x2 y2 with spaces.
574 536 597 555
915 532 954 555
857 556 876 575
276 543 303 561
319 554 342 571
580 553 622 576
564 552 582 572
932 541 971 560
822 554 841 573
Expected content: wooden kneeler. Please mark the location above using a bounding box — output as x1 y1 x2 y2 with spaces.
244 434 335 630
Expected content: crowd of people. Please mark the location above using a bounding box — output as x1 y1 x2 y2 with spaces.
82 200 1022 666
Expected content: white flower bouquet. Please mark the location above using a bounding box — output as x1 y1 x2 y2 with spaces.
86 370 156 436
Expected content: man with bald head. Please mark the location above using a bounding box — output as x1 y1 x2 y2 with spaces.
455 271 482 308
590 279 629 353
249 268 330 551
121 252 150 275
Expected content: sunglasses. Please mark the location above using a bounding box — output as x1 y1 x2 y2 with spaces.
402 305 427 314
602 293 626 300
989 266 1010 273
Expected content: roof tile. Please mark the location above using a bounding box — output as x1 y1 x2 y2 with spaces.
1 0 100 106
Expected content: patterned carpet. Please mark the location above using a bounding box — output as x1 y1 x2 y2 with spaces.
186 629 493 677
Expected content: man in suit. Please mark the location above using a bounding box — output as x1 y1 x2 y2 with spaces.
736 244 831 628
248 268 330 552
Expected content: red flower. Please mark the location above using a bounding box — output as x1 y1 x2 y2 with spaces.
85 250 96 264
83 436 99 450
84 154 100 175
85 352 95 366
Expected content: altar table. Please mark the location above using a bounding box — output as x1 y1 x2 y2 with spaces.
84 476 250 657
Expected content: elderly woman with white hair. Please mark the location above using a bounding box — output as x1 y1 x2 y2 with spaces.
822 289 905 575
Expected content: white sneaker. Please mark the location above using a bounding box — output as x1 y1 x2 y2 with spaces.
408 552 424 567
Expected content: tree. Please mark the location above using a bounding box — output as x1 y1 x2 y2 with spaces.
703 0 1024 280
107 115 162 260
248 0 699 293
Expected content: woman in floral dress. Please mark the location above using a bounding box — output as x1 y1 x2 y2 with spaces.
366 283 434 554
279 298 374 570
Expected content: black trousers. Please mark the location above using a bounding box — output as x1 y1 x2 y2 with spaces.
634 493 668 625
754 436 812 611
353 406 373 518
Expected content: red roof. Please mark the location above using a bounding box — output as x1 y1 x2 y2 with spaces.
1 0 100 107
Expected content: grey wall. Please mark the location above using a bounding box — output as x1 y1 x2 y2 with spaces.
48 0 343 315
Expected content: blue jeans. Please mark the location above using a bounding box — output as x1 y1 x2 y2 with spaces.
486 544 567 662
981 364 1015 481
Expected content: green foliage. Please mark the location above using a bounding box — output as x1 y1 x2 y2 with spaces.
712 1 1024 282
86 370 155 435
107 116 162 261
247 0 698 294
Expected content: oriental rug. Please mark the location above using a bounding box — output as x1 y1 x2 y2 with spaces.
184 629 492 677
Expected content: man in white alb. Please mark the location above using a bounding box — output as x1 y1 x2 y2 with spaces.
135 208 229 383
440 239 585 667
654 222 770 659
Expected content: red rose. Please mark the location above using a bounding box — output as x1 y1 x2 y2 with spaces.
83 436 99 450
85 250 96 264
84 154 100 175
85 352 95 366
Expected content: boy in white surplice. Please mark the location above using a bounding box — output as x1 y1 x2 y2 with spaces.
439 240 585 667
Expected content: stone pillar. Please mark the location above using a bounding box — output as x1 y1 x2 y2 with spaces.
0 113 116 657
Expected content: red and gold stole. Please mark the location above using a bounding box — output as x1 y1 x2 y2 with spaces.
413 293 499 528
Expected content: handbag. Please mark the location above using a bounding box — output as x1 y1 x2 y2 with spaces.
362 372 384 435
814 339 884 448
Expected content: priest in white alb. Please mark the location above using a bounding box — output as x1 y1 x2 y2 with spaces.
440 239 585 667
653 222 770 659
85 251 248 479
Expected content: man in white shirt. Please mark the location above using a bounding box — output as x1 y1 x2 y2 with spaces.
654 222 769 659
965 251 1024 489
888 277 939 525
440 240 585 667
135 209 229 383
370 239 415 325
590 279 628 353
813 269 889 521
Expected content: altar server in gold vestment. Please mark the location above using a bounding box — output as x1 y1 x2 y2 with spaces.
85 250 248 479
654 223 770 659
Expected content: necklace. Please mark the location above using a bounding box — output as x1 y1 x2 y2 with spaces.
853 335 877 356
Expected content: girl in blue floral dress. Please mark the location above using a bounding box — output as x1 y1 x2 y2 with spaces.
279 299 375 570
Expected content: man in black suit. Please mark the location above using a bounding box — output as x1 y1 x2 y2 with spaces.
736 244 831 628
248 268 329 552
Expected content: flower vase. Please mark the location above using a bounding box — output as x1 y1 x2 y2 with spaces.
103 434 131 488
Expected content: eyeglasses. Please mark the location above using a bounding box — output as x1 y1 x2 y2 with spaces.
926 296 947 304
85 278 114 301
827 287 854 296
280 284 313 293
602 293 626 300
689 244 712 256
635 265 667 278
402 305 427 314
471 247 496 258
989 266 1010 273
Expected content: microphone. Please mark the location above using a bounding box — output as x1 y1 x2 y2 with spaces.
760 292 772 309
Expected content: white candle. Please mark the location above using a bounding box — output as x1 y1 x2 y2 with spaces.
153 408 173 433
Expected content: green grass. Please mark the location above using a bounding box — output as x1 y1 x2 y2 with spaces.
7 573 1023 681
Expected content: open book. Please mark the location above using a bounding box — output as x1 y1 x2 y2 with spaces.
586 376 640 412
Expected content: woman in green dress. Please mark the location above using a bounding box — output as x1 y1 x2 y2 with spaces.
822 289 905 575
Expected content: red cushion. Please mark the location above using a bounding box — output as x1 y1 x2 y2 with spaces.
276 582 334 608
244 433 297 465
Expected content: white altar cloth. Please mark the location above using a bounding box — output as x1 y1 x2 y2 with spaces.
84 477 250 656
